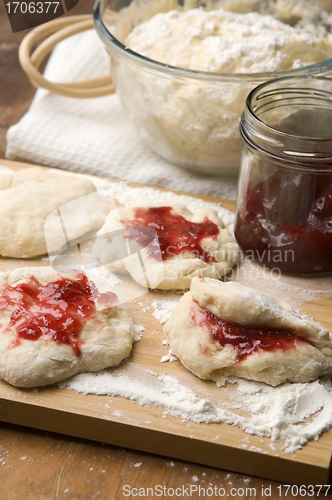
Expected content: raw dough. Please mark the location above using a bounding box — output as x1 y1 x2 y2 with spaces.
0 167 108 258
0 267 135 388
93 203 240 290
125 8 332 73
164 277 332 386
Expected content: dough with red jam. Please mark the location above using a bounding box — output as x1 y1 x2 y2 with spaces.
0 167 108 258
0 267 135 388
164 277 332 386
93 203 240 290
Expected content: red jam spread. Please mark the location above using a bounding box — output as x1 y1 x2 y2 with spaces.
235 170 332 272
0 274 117 356
127 206 219 263
191 301 307 362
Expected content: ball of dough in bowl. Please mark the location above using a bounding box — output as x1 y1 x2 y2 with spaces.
0 267 135 388
164 277 332 386
0 167 108 258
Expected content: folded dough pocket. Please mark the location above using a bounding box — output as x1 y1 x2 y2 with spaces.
164 277 332 386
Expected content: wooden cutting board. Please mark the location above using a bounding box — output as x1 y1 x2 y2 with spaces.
0 158 332 486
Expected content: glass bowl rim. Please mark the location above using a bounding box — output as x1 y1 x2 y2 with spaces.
93 0 332 82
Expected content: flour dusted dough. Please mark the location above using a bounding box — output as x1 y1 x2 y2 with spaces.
93 203 240 290
0 267 134 388
164 277 332 386
116 0 332 175
0 167 108 258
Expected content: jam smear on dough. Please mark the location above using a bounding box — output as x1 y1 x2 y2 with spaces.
127 206 219 263
191 301 308 362
0 274 117 356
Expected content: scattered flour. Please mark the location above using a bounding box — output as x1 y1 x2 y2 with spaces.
5 167 332 455
126 8 332 73
152 299 180 324
60 370 332 453
22 167 235 229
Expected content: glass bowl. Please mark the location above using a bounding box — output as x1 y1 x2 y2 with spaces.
93 0 332 177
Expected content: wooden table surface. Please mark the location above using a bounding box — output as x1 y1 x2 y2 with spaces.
1 0 332 498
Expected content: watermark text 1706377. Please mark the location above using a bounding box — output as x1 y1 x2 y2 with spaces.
3 0 80 33
6 1 60 14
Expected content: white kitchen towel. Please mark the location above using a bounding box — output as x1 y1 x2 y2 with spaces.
6 29 238 199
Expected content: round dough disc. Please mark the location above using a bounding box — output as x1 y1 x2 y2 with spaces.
0 167 108 258
0 267 135 388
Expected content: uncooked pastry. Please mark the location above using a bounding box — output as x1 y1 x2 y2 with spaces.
93 203 240 290
0 167 108 258
0 267 135 388
164 277 332 386
125 8 332 73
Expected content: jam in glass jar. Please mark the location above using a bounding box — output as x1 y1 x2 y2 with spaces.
235 76 332 273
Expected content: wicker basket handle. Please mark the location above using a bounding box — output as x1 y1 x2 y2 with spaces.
19 14 116 98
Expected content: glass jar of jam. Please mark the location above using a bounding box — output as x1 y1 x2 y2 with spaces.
235 76 332 273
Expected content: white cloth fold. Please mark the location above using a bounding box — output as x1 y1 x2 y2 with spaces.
6 29 238 199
